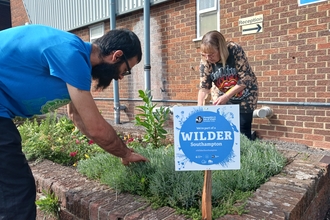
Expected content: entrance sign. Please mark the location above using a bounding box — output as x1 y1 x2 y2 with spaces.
242 23 263 35
173 105 240 171
239 15 263 35
238 15 263 26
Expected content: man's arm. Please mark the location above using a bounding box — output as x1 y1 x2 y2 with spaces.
67 102 89 135
66 83 148 164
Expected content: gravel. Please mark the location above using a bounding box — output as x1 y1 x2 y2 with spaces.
263 139 330 156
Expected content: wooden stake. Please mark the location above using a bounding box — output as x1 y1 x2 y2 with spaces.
202 170 212 220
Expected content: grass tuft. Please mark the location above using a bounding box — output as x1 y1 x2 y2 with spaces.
77 135 286 219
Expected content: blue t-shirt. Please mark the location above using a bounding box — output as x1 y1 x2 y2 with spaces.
0 25 92 118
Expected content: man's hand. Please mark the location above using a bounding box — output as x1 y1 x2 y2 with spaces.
121 148 149 166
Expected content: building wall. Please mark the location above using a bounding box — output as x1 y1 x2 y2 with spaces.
10 0 330 149
10 0 29 26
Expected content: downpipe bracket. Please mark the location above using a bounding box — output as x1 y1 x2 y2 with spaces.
114 105 127 111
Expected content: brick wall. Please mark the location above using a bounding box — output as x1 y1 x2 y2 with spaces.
220 0 330 148
10 0 29 26
10 0 330 149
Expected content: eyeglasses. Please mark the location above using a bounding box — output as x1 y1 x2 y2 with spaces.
201 52 216 59
122 54 131 76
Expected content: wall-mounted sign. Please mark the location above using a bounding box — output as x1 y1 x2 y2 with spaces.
242 23 263 35
173 105 240 171
298 0 327 6
239 15 263 35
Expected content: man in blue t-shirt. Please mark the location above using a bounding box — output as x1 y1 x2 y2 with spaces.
0 25 148 219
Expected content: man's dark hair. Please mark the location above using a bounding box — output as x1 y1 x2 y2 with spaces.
94 28 142 62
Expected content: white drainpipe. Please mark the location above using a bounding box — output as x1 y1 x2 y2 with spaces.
153 105 273 118
253 106 273 118
152 106 174 114
153 105 274 119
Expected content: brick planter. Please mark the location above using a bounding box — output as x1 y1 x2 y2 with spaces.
32 149 330 220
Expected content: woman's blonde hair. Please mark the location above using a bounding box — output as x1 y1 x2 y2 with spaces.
200 30 229 66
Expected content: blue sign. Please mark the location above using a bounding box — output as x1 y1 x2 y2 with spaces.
298 0 326 6
173 105 240 171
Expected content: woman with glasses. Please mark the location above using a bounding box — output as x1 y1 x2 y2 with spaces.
197 30 259 140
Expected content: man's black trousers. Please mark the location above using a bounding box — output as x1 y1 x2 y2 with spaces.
0 117 36 220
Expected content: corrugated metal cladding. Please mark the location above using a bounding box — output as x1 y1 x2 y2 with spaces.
22 0 169 31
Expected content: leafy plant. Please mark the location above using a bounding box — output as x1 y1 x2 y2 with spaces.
18 113 104 166
77 135 287 219
36 189 61 219
134 90 171 148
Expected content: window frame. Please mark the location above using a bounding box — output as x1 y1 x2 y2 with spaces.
195 0 220 41
89 23 105 43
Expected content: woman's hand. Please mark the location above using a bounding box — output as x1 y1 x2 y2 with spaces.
121 148 149 166
213 93 230 105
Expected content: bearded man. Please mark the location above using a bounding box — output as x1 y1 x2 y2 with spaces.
0 25 148 219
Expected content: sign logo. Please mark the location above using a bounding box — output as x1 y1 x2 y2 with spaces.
196 116 203 123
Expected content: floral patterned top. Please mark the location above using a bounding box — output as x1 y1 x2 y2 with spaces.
199 41 258 113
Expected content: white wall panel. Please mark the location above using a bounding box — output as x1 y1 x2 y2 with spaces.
22 0 169 31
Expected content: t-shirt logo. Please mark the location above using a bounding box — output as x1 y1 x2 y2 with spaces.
211 66 243 98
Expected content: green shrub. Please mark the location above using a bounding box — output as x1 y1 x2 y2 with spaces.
18 113 104 166
77 135 287 219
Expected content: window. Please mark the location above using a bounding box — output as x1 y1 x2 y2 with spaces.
196 0 219 40
89 23 104 43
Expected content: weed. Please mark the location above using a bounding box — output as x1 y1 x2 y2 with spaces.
36 189 60 219
301 152 310 161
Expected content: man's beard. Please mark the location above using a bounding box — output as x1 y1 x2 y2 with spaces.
91 61 122 91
